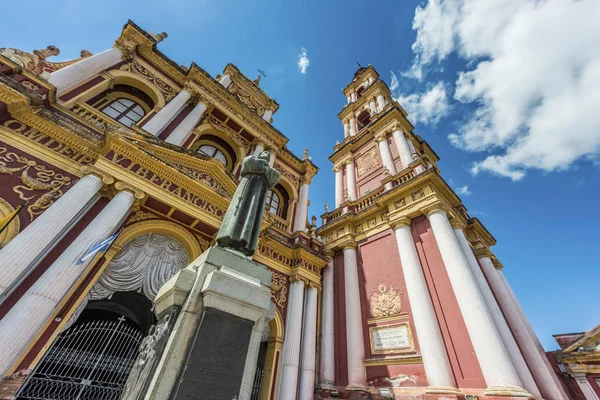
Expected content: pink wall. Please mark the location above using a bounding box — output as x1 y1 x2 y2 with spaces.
333 250 349 386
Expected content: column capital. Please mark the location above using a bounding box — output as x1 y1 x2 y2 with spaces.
491 257 503 270
332 165 342 173
290 274 310 286
473 246 492 259
450 218 467 230
422 203 448 218
345 157 355 165
300 176 312 185
341 241 357 250
113 38 137 61
375 132 388 142
323 249 335 259
114 181 145 200
81 165 114 185
389 216 412 230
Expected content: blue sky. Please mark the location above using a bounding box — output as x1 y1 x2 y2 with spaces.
3 0 599 349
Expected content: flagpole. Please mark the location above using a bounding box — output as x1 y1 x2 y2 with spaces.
76 229 123 266
0 200 28 236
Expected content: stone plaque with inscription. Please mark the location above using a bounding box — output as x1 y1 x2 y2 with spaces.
173 307 253 400
370 323 412 355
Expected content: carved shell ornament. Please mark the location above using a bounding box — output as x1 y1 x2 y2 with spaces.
369 283 402 318
356 148 380 176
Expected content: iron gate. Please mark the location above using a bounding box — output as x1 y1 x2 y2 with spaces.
250 366 264 400
16 316 142 400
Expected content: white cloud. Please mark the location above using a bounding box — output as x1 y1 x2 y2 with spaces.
405 0 600 180
394 81 450 125
297 47 310 74
390 71 399 91
455 185 471 196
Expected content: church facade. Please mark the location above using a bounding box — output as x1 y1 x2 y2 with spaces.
0 21 324 400
0 19 572 400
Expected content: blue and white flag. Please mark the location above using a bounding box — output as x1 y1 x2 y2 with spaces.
76 231 120 265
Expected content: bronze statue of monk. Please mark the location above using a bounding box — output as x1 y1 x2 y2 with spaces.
216 151 280 256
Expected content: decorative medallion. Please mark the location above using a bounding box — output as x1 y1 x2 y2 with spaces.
270 272 288 309
356 148 380 176
370 284 402 318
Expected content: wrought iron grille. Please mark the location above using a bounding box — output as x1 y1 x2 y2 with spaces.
16 316 142 400
250 366 264 400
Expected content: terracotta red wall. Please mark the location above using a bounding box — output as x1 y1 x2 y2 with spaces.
411 216 486 388
356 229 426 386
333 250 349 386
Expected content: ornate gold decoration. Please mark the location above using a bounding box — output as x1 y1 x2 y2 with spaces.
120 60 177 101
369 284 402 318
206 115 250 148
411 189 425 201
127 210 156 224
194 234 211 252
0 147 72 220
113 38 137 61
270 272 288 309
0 197 20 246
21 81 40 91
228 80 266 116
356 148 380 176
114 181 145 199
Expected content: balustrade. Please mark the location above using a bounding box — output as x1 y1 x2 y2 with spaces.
70 102 118 132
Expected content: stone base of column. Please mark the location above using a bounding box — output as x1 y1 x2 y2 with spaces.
484 386 534 398
425 385 462 395
316 382 339 398
142 246 274 400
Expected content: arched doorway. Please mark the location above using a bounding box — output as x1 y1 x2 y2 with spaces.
16 233 190 400
15 292 152 400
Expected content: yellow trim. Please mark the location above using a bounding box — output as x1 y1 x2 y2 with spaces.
367 312 409 325
364 355 423 366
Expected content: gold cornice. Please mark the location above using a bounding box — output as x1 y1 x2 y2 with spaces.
473 246 492 259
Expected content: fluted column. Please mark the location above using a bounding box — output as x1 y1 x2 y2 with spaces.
392 129 414 169
294 180 310 232
427 209 527 396
46 47 127 94
454 228 541 398
573 373 599 400
343 245 367 387
298 284 318 398
0 170 111 304
393 220 456 392
320 258 335 387
277 278 305 400
376 95 386 112
143 89 191 136
335 167 344 208
369 100 378 115
480 255 568 400
345 160 356 201
165 100 209 145
349 118 357 137
377 135 397 176
0 184 141 376
253 142 265 156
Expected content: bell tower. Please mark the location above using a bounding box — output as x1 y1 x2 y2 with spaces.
316 65 564 400
333 64 438 207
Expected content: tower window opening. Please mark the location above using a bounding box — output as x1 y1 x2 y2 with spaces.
356 86 365 98
357 110 371 129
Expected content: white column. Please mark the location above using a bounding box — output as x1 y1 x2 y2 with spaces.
263 109 273 122
454 229 541 398
349 118 357 137
369 100 378 115
377 95 386 111
143 89 191 136
346 96 351 104
320 259 335 387
165 101 207 145
0 188 136 376
393 222 456 391
294 182 309 232
298 285 318 398
335 167 344 207
277 279 305 400
427 209 526 395
47 47 124 94
219 74 232 88
480 257 568 400
377 136 397 176
351 92 357 102
392 129 414 170
254 142 265 155
0 173 106 303
345 161 356 201
343 245 367 387
343 122 350 138
573 373 600 400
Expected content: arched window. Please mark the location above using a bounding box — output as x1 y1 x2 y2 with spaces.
101 98 146 127
357 110 371 129
266 190 281 216
198 144 228 166
356 86 365 98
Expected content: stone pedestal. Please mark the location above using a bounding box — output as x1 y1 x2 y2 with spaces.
143 246 273 400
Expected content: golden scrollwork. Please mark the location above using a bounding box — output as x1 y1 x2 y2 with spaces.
228 81 265 116
369 284 402 318
356 148 379 176
205 115 250 148
270 272 288 309
120 60 177 101
0 147 72 220
127 210 156 224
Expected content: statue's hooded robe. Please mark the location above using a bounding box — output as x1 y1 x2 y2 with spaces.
216 152 280 256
